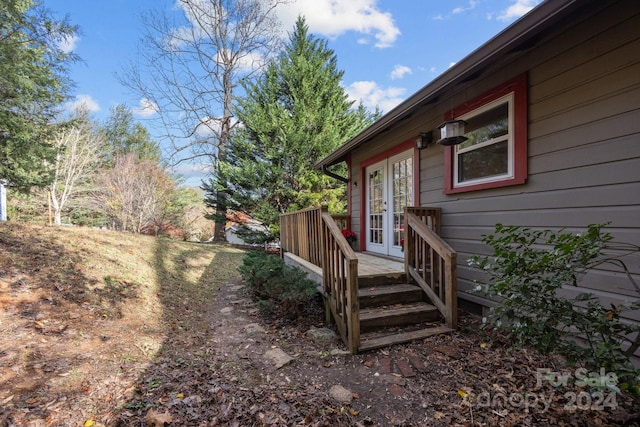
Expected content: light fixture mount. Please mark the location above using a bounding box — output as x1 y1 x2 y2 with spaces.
414 131 433 150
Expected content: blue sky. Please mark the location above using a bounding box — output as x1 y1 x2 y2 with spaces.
44 0 542 183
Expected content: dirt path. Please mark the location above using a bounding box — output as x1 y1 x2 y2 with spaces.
114 280 637 426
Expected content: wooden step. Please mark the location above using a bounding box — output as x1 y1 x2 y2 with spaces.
358 273 407 288
359 325 454 352
359 284 423 308
360 302 439 332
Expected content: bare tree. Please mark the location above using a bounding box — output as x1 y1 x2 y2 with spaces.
94 154 174 233
120 0 284 240
49 109 106 226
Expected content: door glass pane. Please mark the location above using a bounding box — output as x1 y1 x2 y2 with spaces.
391 157 412 247
368 167 384 245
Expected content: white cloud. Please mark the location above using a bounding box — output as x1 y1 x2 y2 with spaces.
219 49 265 73
66 94 100 113
133 98 158 117
168 1 267 73
278 0 400 48
498 0 542 21
345 80 406 113
193 115 240 138
194 116 220 138
171 162 211 178
170 162 212 186
452 0 478 14
58 34 79 53
390 65 412 80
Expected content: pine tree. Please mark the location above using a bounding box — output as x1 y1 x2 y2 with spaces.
100 105 161 163
210 16 378 235
0 0 78 191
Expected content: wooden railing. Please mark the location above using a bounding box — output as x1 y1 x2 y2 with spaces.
320 211 359 353
280 207 353 267
280 206 360 353
280 206 325 266
405 207 457 329
331 215 351 233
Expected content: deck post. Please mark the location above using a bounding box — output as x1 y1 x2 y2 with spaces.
445 252 458 329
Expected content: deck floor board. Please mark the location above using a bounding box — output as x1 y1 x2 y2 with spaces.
356 252 404 277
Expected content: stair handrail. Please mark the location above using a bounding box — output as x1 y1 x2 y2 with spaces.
320 211 360 353
405 210 457 329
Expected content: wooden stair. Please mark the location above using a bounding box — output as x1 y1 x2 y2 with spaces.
357 282 453 352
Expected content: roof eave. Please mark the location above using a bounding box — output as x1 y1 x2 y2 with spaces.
316 0 583 169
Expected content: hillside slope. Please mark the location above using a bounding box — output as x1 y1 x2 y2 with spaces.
0 222 244 425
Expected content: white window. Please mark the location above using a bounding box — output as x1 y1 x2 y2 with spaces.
444 73 527 194
454 93 514 187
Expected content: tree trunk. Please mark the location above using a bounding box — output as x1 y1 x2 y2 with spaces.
211 73 233 242
50 188 62 226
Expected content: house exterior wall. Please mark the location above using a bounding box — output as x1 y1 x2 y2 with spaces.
348 1 640 318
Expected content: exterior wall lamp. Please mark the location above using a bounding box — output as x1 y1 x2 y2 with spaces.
414 131 433 150
437 120 468 146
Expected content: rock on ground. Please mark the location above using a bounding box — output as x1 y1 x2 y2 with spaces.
264 348 294 369
329 384 353 403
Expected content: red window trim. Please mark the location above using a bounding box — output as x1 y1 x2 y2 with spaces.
346 153 352 218
359 140 416 169
444 73 528 194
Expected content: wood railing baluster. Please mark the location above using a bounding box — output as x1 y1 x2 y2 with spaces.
280 206 360 353
405 208 457 330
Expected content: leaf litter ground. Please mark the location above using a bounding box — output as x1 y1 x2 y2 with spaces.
0 223 638 426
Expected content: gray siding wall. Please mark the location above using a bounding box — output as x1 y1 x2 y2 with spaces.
348 1 640 317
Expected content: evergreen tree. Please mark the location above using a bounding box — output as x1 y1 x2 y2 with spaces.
210 16 378 234
100 105 161 162
0 0 78 191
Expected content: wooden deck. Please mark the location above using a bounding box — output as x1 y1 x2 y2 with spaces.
284 251 404 281
356 253 404 277
280 206 457 353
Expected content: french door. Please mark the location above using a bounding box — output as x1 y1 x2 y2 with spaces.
365 150 413 258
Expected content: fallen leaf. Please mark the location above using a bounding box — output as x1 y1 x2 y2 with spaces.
434 411 445 419
84 420 95 427
34 320 46 329
176 392 184 398
480 342 488 349
350 408 359 415
145 409 174 427
457 390 468 399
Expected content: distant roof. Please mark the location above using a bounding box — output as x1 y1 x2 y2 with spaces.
316 0 590 169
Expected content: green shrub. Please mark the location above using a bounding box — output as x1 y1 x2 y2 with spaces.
239 251 317 316
469 223 640 392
